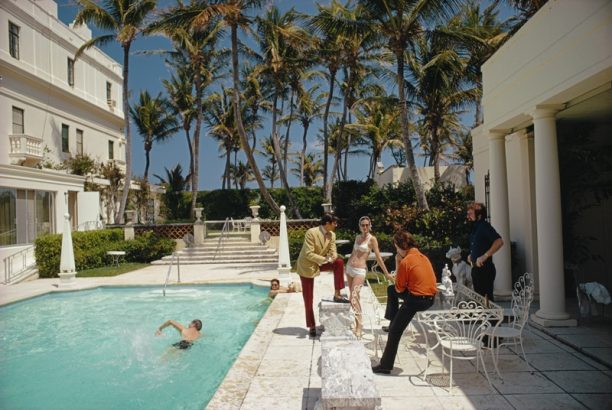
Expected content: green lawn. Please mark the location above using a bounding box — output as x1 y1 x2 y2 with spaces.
366 271 389 303
77 263 149 278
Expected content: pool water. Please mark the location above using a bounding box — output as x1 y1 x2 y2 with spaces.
0 285 269 409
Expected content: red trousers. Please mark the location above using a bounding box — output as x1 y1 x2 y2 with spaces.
299 258 345 328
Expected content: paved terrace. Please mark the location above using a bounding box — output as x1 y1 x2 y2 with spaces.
1 265 611 409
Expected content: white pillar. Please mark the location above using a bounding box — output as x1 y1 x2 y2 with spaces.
517 131 539 293
488 131 512 299
58 212 76 286
277 205 291 284
530 107 576 326
193 208 205 245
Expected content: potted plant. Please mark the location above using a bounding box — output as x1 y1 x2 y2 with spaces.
249 196 261 218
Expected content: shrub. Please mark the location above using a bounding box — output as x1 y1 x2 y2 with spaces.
288 228 307 267
34 228 173 277
122 232 175 262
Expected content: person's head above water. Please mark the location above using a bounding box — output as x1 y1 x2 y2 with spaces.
190 319 202 331
270 279 280 290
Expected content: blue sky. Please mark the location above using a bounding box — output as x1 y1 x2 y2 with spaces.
55 0 512 190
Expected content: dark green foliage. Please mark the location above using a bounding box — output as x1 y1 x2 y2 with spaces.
122 232 175 262
67 154 97 176
159 191 191 221
197 187 325 220
197 189 252 220
288 228 307 267
34 228 174 277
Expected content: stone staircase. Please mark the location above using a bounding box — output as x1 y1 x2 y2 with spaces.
152 234 278 265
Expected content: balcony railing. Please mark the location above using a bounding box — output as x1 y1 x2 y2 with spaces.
9 134 43 166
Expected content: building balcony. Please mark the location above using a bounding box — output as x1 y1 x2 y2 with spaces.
9 134 43 167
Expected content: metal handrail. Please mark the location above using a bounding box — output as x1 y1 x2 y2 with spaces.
162 252 181 297
3 245 36 285
213 218 230 261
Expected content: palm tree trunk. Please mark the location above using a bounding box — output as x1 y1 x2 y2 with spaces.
300 121 309 186
117 43 132 224
396 50 429 210
271 93 302 218
322 69 336 198
326 91 348 202
283 88 295 173
190 67 204 218
144 140 151 182
432 127 440 181
230 24 279 214
183 125 194 193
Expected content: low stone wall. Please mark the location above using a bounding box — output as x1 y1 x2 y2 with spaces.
317 301 381 410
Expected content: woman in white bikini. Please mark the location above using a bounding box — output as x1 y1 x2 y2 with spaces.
346 216 392 337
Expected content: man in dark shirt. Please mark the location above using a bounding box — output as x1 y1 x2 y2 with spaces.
467 202 504 302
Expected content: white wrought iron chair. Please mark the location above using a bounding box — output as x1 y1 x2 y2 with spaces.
484 272 534 368
420 303 503 393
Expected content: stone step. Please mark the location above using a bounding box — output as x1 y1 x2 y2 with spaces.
206 232 250 238
177 248 276 256
167 253 278 261
201 238 253 246
151 256 278 265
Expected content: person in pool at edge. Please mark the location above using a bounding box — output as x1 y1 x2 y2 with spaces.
155 319 202 349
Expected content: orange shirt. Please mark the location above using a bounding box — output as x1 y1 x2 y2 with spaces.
395 248 437 296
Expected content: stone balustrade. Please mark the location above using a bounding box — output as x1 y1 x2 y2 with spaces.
9 134 43 166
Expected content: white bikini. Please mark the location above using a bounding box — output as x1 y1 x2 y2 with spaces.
346 234 370 278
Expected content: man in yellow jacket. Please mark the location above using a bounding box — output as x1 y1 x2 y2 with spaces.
297 213 348 337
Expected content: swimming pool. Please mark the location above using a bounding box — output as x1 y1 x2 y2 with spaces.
0 285 269 409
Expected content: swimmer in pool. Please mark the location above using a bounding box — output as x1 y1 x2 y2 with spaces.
268 278 302 298
155 319 202 349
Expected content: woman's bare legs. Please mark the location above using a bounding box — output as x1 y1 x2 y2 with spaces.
350 276 365 337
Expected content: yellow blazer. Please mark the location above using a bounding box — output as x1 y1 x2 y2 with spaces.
296 226 337 278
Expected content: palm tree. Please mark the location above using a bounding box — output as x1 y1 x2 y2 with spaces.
406 30 478 180
258 136 279 188
154 163 190 221
448 0 510 126
347 93 403 179
256 6 308 217
148 5 224 217
314 2 379 201
295 84 325 186
262 164 280 188
359 0 461 210
129 91 179 182
74 0 156 223
309 0 349 198
170 0 279 214
206 90 234 189
162 66 196 195
234 161 254 189
292 152 323 187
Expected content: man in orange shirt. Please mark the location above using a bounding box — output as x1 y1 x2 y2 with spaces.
372 231 437 374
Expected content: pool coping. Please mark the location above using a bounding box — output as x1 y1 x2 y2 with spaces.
206 293 290 409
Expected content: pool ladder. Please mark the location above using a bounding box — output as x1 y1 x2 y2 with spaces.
162 252 181 296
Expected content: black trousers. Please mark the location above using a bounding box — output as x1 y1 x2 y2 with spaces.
471 261 496 302
380 290 434 370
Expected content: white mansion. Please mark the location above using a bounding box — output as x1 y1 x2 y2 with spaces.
472 0 611 326
0 0 125 250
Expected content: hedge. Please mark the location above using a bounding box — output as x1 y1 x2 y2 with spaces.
34 228 175 277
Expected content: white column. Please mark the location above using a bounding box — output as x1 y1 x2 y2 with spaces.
58 212 76 287
517 131 539 293
530 107 576 326
488 131 512 299
277 205 291 284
